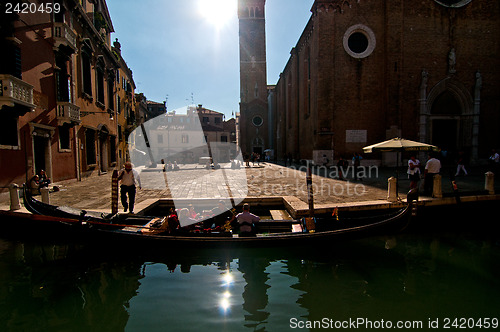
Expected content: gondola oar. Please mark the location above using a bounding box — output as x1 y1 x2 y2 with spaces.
140 123 156 167
305 163 316 232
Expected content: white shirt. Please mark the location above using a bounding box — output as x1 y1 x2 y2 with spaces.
491 153 500 163
425 158 441 174
408 159 421 175
236 211 260 233
119 169 141 187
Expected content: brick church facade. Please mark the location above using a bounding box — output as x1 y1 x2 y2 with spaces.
239 0 500 165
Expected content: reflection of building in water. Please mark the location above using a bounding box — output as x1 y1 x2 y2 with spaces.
238 257 270 329
0 241 143 331
283 249 413 323
137 104 237 164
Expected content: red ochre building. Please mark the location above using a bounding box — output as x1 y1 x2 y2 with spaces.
0 0 138 192
238 0 500 165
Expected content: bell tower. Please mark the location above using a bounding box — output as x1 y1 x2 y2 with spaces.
238 0 268 156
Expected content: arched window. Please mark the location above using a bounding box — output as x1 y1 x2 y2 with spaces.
255 6 261 17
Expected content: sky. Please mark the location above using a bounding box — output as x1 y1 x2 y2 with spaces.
107 0 314 119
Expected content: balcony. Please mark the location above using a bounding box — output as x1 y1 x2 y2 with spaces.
0 74 35 113
53 22 77 52
57 101 81 126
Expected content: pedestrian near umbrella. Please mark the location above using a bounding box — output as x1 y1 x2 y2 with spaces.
363 138 440 197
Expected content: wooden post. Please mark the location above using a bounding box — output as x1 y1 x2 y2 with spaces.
305 163 316 232
306 164 314 217
112 170 119 214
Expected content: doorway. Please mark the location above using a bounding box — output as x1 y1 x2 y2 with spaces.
33 135 47 175
432 119 458 164
99 136 108 173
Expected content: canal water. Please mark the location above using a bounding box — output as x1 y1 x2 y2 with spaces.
0 207 499 331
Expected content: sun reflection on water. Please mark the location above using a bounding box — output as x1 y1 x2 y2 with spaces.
219 271 233 313
221 271 233 286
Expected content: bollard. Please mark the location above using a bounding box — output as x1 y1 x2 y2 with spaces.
9 184 21 211
432 174 443 198
485 171 495 194
40 187 50 204
387 177 398 202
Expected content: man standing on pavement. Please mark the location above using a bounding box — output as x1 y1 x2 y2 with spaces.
118 162 141 213
424 154 441 195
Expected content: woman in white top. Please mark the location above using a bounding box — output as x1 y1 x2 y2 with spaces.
407 155 421 189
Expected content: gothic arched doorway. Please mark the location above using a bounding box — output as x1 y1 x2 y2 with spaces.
422 77 475 163
430 90 461 153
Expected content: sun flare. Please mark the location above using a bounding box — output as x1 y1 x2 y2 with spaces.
198 0 236 30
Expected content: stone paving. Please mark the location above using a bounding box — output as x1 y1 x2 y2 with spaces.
1 162 498 213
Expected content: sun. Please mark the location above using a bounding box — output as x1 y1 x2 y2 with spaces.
198 0 236 30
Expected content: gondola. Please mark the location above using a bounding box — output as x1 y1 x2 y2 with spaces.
0 188 416 248
21 188 154 227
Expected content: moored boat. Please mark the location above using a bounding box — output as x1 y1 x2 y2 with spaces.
0 189 415 248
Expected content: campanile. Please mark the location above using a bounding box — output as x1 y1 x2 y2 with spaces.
237 0 268 156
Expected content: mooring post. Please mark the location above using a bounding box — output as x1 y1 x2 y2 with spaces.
432 174 443 198
112 170 119 214
387 177 398 202
306 163 314 217
305 163 316 233
485 171 495 194
40 187 50 204
9 184 21 211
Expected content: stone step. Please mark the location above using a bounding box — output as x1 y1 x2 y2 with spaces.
270 209 292 220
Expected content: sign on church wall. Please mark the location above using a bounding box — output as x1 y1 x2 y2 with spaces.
346 130 367 143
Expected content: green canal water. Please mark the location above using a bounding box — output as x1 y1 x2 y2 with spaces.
0 208 499 331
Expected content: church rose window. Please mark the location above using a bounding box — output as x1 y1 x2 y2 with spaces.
343 24 376 59
252 115 263 127
348 32 368 54
434 0 472 7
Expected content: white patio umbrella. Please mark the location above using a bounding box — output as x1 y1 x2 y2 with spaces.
363 138 440 193
362 137 440 154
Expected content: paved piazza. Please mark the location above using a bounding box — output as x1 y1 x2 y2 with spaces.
1 162 493 213
44 163 390 211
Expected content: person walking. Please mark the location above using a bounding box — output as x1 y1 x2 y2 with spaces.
489 149 499 172
117 162 142 213
337 157 347 180
455 151 468 176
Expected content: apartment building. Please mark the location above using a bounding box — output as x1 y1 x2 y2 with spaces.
0 0 138 191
